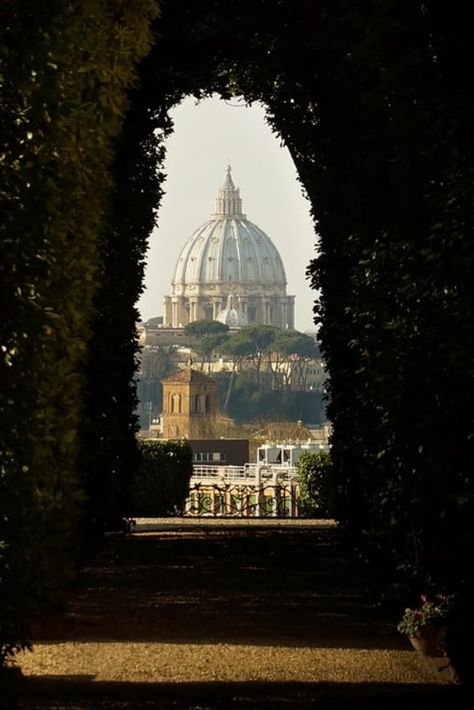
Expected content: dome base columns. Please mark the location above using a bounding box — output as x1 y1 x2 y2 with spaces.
163 296 189 328
164 293 295 330
162 169 296 330
189 298 202 323
286 295 295 330
212 299 224 320
165 296 224 327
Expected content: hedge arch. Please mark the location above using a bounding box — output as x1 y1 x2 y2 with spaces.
105 0 474 597
2 0 474 663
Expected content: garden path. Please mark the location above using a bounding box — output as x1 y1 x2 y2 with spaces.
4 519 458 709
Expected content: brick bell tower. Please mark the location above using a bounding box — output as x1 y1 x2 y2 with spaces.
161 365 218 439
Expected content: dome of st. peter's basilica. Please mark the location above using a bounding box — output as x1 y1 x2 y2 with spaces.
164 167 295 329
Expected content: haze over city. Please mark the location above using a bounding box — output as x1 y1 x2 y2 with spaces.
138 95 319 332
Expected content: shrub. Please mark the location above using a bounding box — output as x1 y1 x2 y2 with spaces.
298 451 335 519
133 440 193 517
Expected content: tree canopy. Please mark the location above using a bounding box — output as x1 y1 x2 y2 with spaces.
183 319 229 338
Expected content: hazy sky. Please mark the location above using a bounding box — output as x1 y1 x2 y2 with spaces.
138 96 319 332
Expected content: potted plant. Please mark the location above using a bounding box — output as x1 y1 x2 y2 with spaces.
397 594 453 657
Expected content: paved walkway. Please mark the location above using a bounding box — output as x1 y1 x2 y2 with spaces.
4 520 461 708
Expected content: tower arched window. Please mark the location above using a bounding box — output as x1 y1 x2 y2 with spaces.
171 393 181 413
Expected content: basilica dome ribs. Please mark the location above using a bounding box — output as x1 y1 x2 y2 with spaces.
164 166 295 329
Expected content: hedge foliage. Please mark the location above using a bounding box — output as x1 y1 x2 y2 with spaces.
0 0 158 664
298 452 335 519
133 440 193 517
2 0 474 668
302 2 474 596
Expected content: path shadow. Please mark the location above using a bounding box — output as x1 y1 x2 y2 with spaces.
5 675 466 710
29 527 402 650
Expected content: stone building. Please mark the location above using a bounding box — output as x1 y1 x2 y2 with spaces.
161 366 217 439
164 166 295 329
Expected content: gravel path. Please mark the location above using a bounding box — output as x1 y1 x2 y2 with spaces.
17 641 440 684
4 520 459 708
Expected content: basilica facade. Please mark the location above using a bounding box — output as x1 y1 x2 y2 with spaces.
163 167 295 329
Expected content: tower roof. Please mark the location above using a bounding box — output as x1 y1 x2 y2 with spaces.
161 367 216 386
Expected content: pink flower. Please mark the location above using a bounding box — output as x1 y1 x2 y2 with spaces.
420 594 428 603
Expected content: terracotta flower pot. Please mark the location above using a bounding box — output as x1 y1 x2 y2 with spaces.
409 624 447 657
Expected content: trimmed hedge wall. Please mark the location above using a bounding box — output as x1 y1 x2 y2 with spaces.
302 1 474 596
0 0 158 665
2 0 474 669
133 441 193 517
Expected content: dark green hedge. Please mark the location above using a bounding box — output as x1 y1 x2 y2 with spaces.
303 1 474 597
298 451 335 519
133 441 193 517
0 0 158 665
2 0 474 669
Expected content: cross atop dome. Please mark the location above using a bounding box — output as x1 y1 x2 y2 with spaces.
214 165 245 217
223 164 235 190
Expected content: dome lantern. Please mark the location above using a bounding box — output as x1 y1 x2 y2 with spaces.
213 165 245 217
